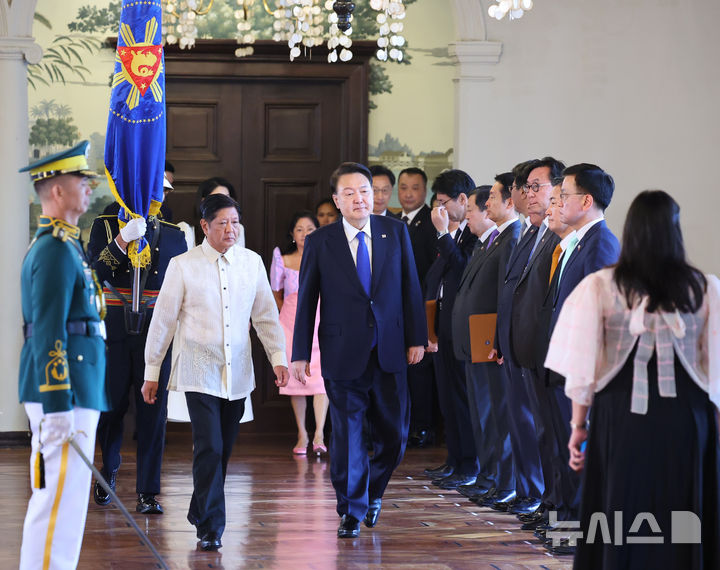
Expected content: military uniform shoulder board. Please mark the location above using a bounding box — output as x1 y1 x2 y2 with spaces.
159 220 183 231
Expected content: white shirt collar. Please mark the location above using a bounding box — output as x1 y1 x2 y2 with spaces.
455 219 468 237
402 205 424 223
201 238 236 264
559 230 578 251
496 216 519 235
480 224 497 242
575 216 604 242
342 216 372 243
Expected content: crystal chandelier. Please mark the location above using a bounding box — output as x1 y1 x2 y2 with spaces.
162 0 407 63
488 0 534 21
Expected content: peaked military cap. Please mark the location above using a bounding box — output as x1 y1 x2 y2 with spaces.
20 140 97 182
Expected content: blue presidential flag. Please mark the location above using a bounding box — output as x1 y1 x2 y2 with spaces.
104 0 165 269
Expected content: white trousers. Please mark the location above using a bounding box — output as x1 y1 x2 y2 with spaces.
20 403 99 570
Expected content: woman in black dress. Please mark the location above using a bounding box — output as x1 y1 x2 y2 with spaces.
546 190 720 569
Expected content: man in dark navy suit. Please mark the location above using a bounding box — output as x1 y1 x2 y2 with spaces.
423 170 480 490
510 157 565 521
291 162 426 539
552 163 620 330
396 167 438 448
493 159 548 514
536 163 620 554
451 176 519 505
87 184 187 515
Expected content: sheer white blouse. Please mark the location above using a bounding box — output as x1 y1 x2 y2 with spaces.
545 268 720 414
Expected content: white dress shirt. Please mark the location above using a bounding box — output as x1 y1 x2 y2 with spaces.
575 215 604 242
342 216 373 269
145 239 287 401
496 216 518 236
480 224 498 243
401 205 424 224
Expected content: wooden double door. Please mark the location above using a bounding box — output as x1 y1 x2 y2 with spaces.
163 41 371 432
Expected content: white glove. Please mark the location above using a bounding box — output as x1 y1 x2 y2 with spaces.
119 217 147 243
40 410 74 447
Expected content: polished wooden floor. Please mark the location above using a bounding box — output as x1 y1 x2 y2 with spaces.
2 432 572 569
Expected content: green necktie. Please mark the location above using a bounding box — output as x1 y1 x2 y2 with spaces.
557 235 579 282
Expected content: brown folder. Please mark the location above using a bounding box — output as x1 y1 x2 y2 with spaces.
469 313 498 363
425 300 438 344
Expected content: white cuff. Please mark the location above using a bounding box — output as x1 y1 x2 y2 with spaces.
270 351 288 369
144 364 161 383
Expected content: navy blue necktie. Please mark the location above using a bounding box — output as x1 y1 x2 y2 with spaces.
356 231 371 295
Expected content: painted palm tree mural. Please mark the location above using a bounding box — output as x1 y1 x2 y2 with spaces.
29 99 81 154
28 13 100 89
27 0 454 227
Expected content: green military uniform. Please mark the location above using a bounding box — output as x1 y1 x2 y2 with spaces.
18 140 109 570
19 215 109 412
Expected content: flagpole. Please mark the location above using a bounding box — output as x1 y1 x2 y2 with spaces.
132 263 141 312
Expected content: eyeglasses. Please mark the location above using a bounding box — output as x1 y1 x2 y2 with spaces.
523 182 553 194
559 192 587 202
436 197 455 207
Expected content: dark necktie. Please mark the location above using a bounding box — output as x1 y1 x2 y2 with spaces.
486 228 499 247
356 231 371 295
401 215 409 225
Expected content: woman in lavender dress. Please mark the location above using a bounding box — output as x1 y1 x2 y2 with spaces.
270 211 329 455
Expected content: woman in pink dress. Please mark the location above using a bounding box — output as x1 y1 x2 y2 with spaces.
270 211 329 456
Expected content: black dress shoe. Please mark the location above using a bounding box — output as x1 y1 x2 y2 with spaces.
520 517 547 531
338 514 361 538
434 474 477 490
517 503 546 523
473 487 498 506
198 531 222 551
544 537 577 555
364 498 382 528
489 490 518 511
408 429 434 448
457 482 490 498
93 469 117 506
509 497 542 515
136 493 164 514
424 463 454 479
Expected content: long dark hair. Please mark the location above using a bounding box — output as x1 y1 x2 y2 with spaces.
614 190 705 313
281 210 319 255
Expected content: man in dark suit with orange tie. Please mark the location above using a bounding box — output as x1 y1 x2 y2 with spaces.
291 162 426 539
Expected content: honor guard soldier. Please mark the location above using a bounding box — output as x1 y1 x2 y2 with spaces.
18 140 109 569
87 175 187 514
